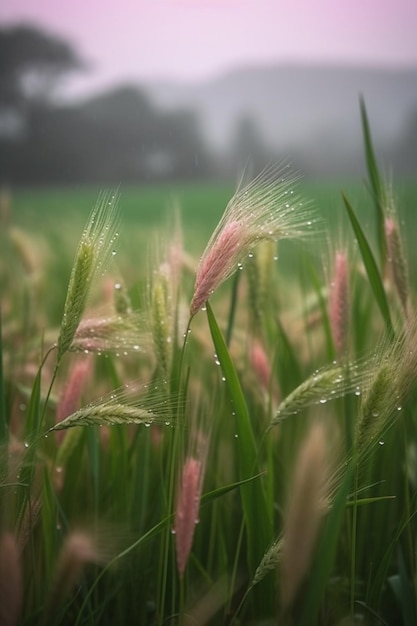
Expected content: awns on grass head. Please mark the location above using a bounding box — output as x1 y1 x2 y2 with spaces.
56 191 120 362
49 379 181 432
190 163 318 317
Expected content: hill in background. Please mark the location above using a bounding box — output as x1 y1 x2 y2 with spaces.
142 63 417 176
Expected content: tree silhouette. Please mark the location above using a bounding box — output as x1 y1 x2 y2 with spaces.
0 24 83 109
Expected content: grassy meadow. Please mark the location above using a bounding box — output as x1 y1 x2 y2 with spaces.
1 110 417 626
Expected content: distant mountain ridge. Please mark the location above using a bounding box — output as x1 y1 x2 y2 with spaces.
142 63 417 174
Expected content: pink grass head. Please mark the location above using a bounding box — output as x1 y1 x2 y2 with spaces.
174 456 204 576
384 216 409 315
190 220 245 316
329 250 349 357
56 357 92 442
190 164 316 317
250 338 272 392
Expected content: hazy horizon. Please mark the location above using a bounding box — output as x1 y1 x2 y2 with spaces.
1 0 417 99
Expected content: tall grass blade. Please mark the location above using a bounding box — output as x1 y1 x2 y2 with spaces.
206 302 273 590
360 97 387 268
225 270 241 347
343 193 393 337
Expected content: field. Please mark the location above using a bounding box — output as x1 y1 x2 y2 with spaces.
2 131 417 626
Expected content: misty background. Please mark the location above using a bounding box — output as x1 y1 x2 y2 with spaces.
1 23 416 185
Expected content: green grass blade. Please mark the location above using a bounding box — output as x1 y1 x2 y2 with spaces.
206 302 273 601
343 193 393 337
206 302 257 466
360 97 385 208
360 97 387 268
225 270 241 347
201 472 265 505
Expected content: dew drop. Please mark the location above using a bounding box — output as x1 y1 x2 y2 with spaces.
379 440 385 446
171 528 176 534
319 398 327 404
24 442 29 448
234 433 239 438
111 250 117 256
221 376 226 382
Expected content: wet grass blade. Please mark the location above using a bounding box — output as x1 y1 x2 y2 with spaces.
206 302 273 594
343 193 393 337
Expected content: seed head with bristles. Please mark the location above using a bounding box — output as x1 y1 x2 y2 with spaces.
49 379 179 432
190 164 316 316
57 192 120 362
71 313 143 355
174 425 210 577
149 269 173 378
328 249 350 357
271 359 374 426
355 315 417 456
384 215 409 316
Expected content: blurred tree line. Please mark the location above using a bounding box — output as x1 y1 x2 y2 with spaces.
2 25 415 186
0 24 228 184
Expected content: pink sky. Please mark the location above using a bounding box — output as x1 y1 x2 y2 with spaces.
1 0 417 96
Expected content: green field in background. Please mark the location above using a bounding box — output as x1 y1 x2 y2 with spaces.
7 179 417 283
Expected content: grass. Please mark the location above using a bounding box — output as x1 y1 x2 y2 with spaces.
1 111 417 625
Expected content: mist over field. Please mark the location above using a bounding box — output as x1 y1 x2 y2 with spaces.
1 24 417 185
